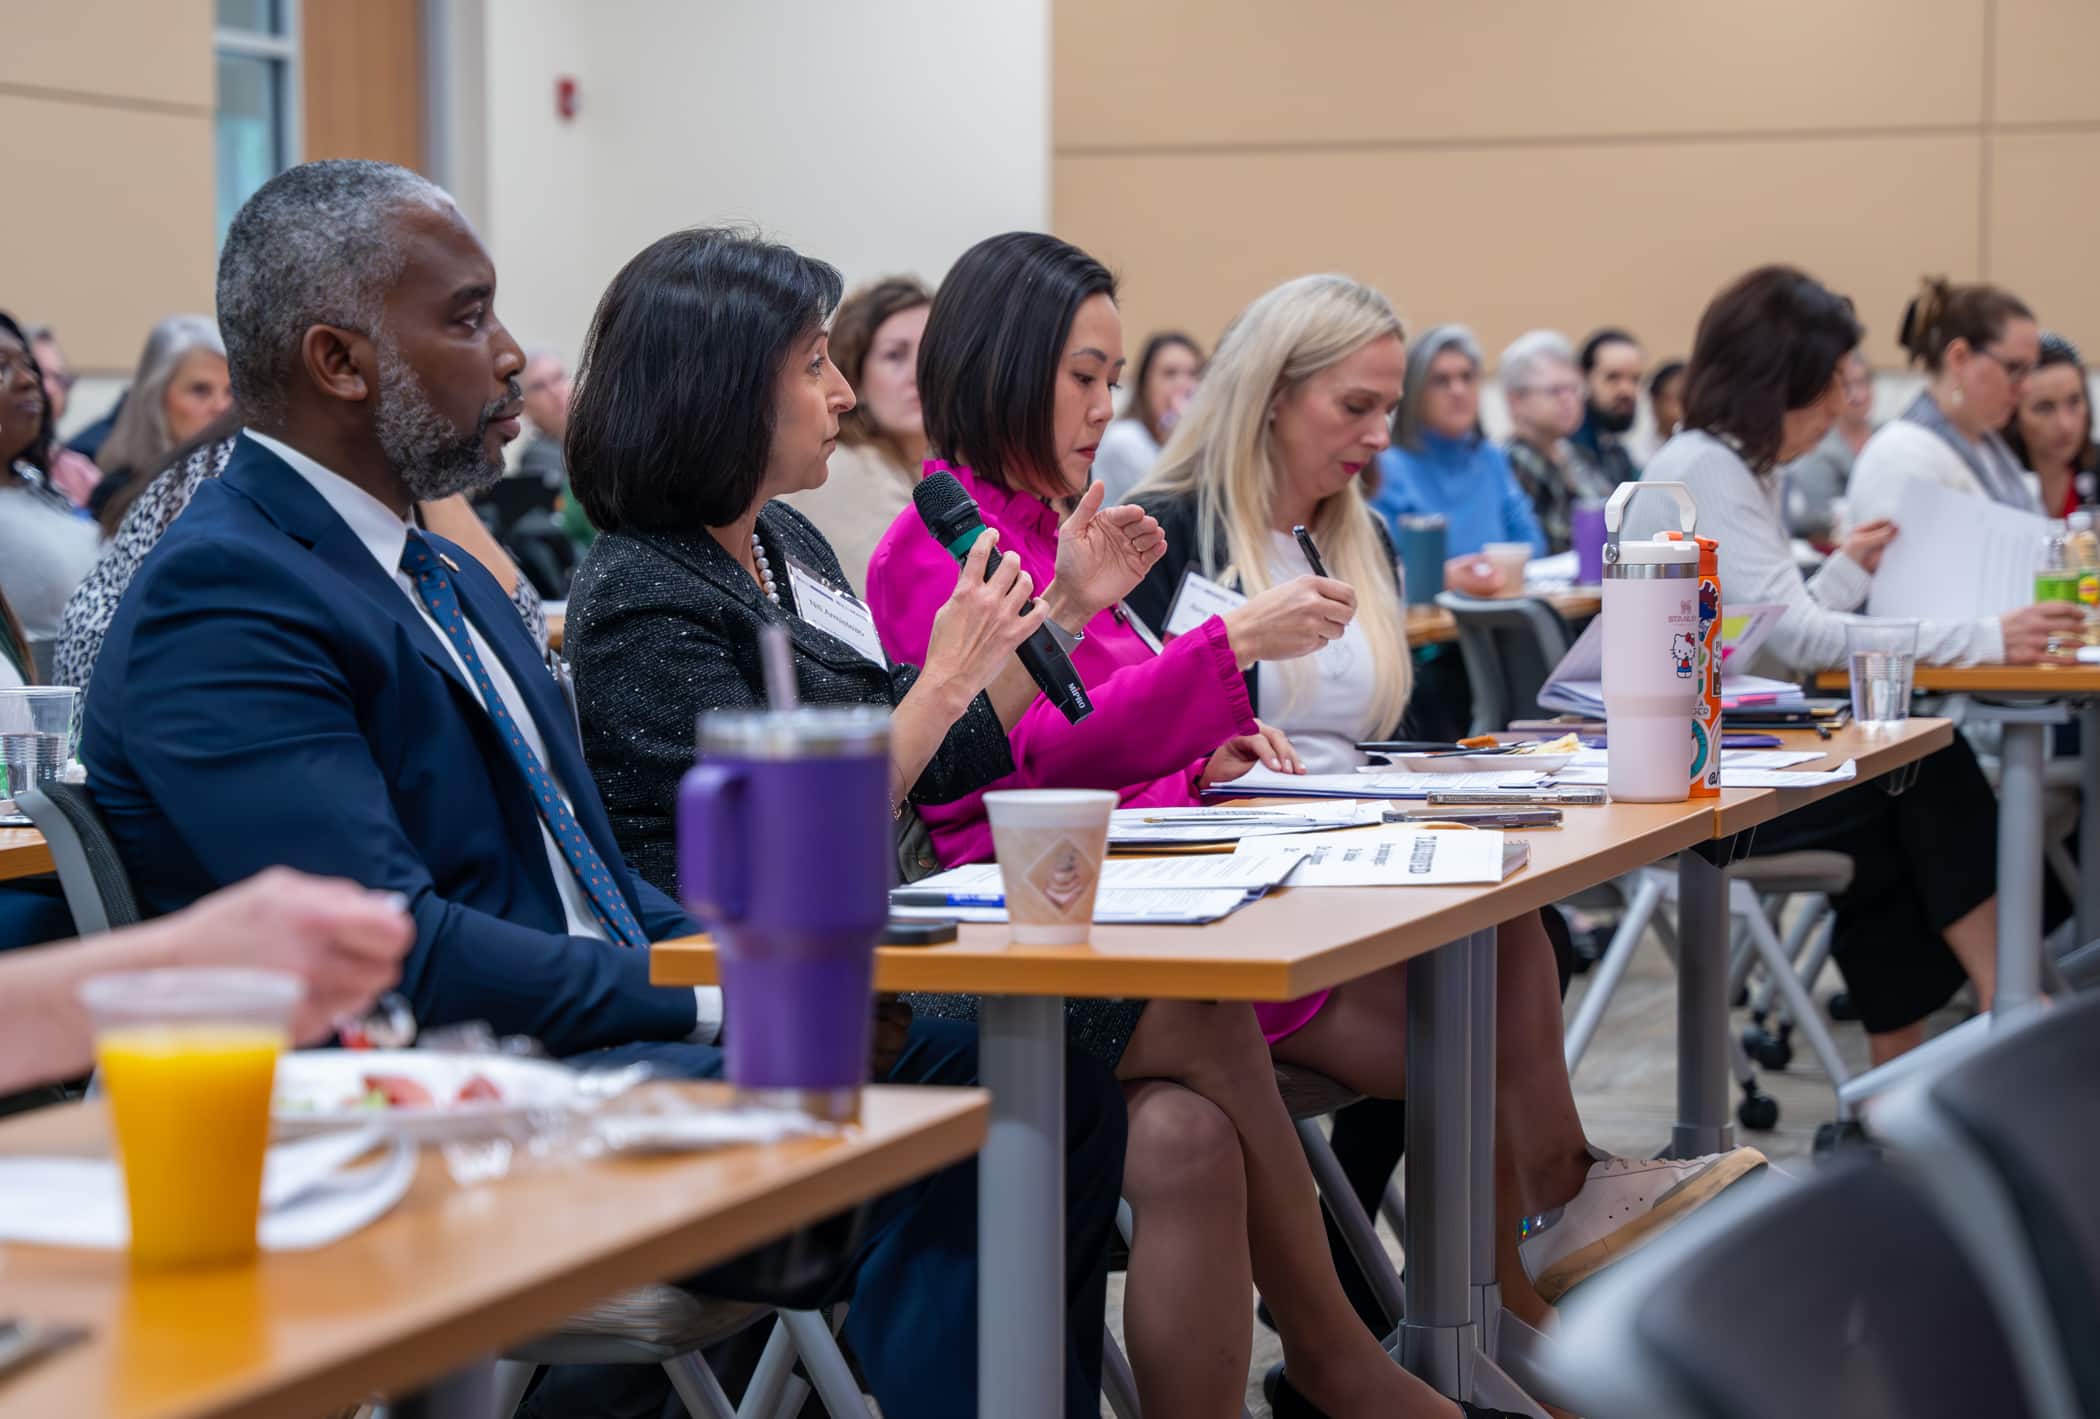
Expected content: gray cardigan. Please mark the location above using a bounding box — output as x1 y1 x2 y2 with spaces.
1637 431 2004 675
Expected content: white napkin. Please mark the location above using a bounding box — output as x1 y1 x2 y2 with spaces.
0 1129 415 1252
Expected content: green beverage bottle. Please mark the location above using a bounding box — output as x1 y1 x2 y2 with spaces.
2038 530 2081 654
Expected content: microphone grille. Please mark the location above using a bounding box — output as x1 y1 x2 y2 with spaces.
912 470 977 537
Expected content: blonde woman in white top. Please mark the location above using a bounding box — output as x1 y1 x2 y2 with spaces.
1849 277 2043 523
1128 276 1765 1400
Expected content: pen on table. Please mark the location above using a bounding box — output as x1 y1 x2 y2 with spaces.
1292 524 1331 579
890 890 1006 908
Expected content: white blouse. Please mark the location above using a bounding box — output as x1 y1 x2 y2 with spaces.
1254 532 1378 774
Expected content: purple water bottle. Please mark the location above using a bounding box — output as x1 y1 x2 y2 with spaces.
679 705 891 1122
1572 500 1609 586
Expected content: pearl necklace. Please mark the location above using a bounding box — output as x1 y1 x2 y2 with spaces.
752 532 779 604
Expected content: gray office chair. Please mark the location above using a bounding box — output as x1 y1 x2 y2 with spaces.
1551 1161 2037 1419
1433 592 1572 738
1871 992 2100 1419
492 1296 869 1419
17 782 139 935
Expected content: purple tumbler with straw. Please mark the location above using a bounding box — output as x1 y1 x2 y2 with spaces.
679 703 891 1123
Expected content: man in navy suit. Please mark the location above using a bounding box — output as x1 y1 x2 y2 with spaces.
82 160 1123 1419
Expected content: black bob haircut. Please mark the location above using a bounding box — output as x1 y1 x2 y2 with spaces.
1579 327 1640 374
1681 265 1863 475
566 227 843 534
916 231 1117 495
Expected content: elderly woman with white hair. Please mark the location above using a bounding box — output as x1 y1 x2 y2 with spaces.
1500 329 1614 551
87 315 233 533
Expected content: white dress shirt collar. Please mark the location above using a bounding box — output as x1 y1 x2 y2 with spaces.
243 428 413 576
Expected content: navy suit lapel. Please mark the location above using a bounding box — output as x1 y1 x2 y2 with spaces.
445 553 645 912
218 440 478 704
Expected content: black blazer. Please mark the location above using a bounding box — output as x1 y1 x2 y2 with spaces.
566 499 1015 896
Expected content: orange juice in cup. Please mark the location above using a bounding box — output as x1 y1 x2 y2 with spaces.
80 969 303 1267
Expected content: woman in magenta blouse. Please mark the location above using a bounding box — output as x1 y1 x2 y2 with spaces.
867 233 1516 1419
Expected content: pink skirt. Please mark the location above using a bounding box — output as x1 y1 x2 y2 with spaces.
1255 991 1331 1044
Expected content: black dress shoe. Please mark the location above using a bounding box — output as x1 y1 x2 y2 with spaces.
1828 989 1859 1022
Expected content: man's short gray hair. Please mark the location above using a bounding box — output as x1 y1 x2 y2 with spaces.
215 159 452 425
1498 330 1577 394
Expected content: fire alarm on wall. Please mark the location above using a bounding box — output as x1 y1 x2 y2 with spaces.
556 76 578 121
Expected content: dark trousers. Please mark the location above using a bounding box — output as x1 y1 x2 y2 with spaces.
522 1016 1126 1419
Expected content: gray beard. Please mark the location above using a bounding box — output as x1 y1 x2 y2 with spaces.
374 341 504 502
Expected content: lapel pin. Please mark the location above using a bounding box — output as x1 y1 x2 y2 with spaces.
440 553 462 574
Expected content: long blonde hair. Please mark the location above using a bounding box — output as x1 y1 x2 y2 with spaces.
1139 275 1412 737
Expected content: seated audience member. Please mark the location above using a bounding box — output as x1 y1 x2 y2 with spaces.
869 234 1560 1419
1641 265 2080 1065
1500 329 1613 551
0 313 99 666
1125 274 1764 1355
1570 326 1645 483
510 226 1132 1419
54 416 546 696
1781 347 1875 542
1092 329 1203 505
1369 323 1547 594
1645 357 1687 452
780 275 933 594
1 869 411 1094
2004 331 2098 518
88 315 233 533
1849 277 2042 522
25 324 101 507
514 347 571 493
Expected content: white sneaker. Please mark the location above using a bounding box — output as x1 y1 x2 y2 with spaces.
1517 1146 1769 1301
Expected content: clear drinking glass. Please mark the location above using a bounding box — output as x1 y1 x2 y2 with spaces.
0 686 78 816
1846 620 1918 729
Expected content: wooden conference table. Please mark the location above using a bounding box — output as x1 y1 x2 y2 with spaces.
653 717 1948 1417
0 828 53 883
0 1084 987 1419
1816 662 2100 1046
1403 588 1599 647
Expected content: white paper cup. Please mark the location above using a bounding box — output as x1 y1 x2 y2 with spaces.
983 790 1116 945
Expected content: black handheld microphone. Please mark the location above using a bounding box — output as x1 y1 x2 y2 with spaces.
913 471 1095 724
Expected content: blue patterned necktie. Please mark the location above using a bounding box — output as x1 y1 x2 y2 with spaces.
399 532 648 948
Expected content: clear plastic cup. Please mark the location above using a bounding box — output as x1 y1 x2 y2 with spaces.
0 686 78 816
984 790 1116 945
1845 620 1918 729
1483 542 1534 597
79 968 305 1267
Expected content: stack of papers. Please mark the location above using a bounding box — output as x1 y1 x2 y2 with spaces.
1549 749 1857 789
1108 801 1380 848
1537 606 1806 718
1216 765 1551 800
1235 827 1527 887
890 850 1308 925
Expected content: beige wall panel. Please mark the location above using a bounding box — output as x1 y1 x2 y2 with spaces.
1993 0 2100 123
2 93 215 372
1986 132 2100 342
1053 0 1983 150
304 0 425 169
1055 135 1980 371
0 0 211 110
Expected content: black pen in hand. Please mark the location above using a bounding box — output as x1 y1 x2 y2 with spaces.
1292 524 1330 578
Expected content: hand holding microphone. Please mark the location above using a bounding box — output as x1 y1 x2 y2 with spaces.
922 528 1051 702
914 471 1096 723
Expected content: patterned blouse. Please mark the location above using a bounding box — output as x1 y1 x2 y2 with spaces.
53 436 548 696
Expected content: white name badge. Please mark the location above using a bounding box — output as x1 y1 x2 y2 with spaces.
1162 570 1248 639
784 560 889 668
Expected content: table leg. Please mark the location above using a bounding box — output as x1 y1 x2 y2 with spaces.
978 994 1065 1419
1468 926 1500 1343
1401 931 1479 1398
2080 701 2100 945
1671 849 1735 1159
1998 721 2048 1016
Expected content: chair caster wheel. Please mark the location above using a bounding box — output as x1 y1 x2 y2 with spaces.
1813 1118 1878 1163
1737 1085 1779 1131
1741 1025 1793 1071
